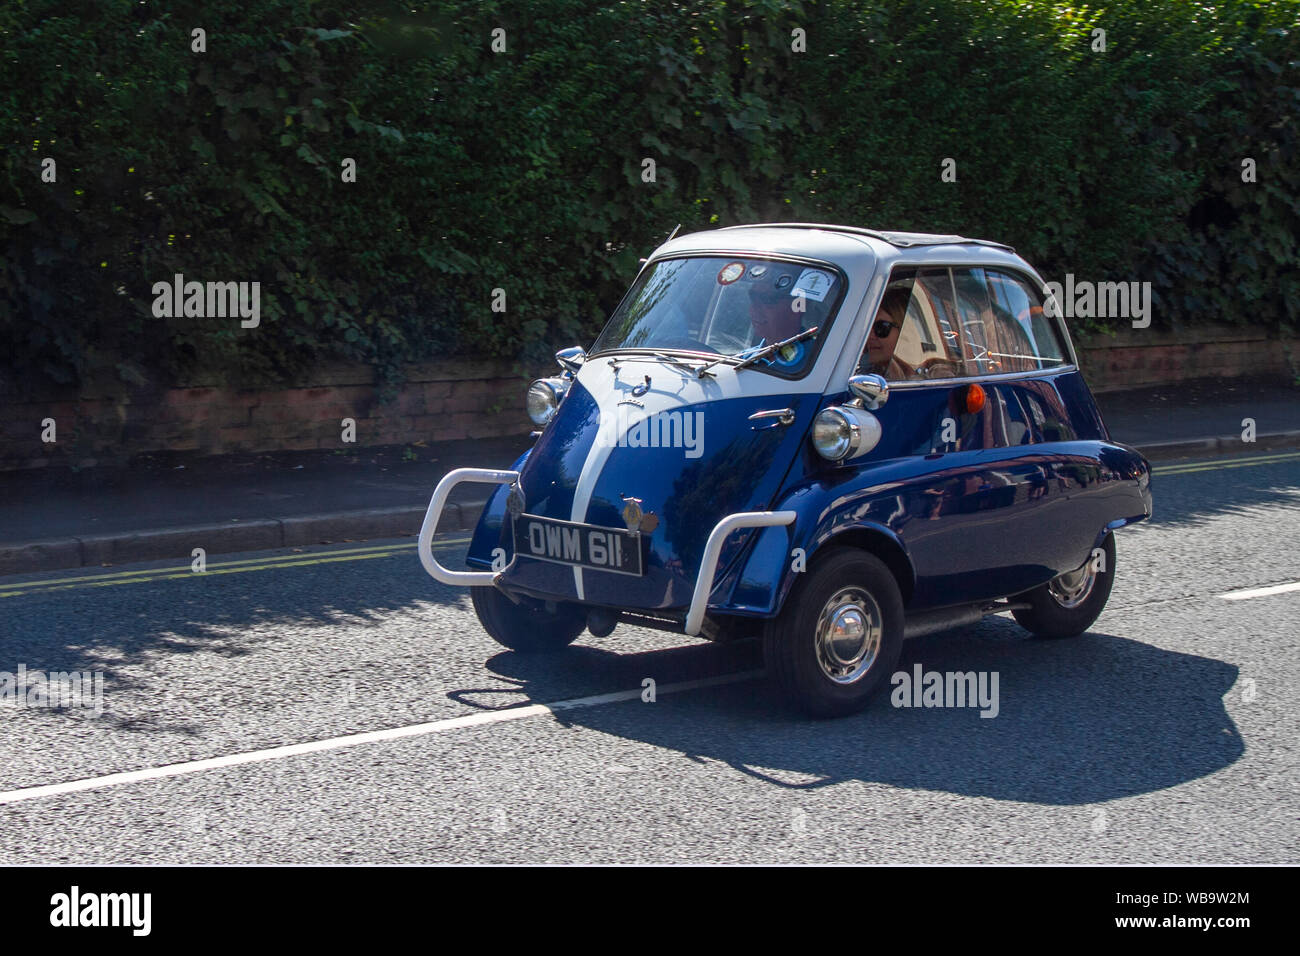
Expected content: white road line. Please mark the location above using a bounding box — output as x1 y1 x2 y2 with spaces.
0 670 762 807
1219 581 1300 601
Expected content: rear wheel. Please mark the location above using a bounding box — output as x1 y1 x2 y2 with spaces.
471 587 586 653
764 549 905 718
1012 533 1115 638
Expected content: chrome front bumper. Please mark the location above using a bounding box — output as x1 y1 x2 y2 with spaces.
417 467 519 586
418 467 796 637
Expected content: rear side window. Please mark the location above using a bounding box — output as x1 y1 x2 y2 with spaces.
952 267 995 375
984 270 1067 369
953 267 1067 375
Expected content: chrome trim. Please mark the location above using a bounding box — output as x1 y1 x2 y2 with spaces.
685 510 797 636
555 346 586 374
848 373 889 409
1047 560 1097 609
526 377 569 426
748 407 796 426
813 406 860 460
815 586 883 684
418 468 520 586
883 364 1079 389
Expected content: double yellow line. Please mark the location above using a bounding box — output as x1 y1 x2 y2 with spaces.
0 538 468 599
1152 450 1300 477
2 449 1297 598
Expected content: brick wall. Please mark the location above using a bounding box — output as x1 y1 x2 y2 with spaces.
3 329 1296 470
0 359 545 471
1076 324 1299 393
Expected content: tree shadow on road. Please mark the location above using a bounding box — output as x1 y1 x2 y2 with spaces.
0 545 474 737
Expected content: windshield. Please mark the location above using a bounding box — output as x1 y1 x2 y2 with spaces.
590 256 845 377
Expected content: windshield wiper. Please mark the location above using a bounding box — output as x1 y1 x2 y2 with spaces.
607 349 716 377
696 326 820 378
649 351 715 375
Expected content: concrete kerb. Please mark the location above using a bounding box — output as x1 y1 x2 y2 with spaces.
1139 430 1300 462
3 428 1300 577
0 499 488 576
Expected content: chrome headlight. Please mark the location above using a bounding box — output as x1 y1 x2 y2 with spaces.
812 406 882 461
526 377 569 426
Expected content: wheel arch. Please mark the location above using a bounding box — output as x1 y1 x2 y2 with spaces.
719 513 919 618
807 526 917 606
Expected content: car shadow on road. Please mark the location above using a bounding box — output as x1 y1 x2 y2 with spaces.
485 615 1245 806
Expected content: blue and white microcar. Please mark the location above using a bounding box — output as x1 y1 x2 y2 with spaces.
419 224 1153 716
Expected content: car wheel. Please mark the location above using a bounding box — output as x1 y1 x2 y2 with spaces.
763 549 905 718
471 587 586 653
1012 533 1116 638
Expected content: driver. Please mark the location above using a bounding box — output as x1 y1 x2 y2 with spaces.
749 286 803 346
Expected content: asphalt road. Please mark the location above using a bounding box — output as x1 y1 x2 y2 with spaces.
1 451 1297 864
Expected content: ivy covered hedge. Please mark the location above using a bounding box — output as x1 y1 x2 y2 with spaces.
1 0 1296 397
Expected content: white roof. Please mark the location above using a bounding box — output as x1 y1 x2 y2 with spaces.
650 222 1040 284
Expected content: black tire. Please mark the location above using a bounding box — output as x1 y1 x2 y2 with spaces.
1012 533 1116 638
471 587 586 653
763 549 905 718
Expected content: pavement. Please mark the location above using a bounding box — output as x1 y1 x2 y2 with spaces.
0 376 1296 575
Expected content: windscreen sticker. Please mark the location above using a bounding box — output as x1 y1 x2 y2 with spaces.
717 262 745 285
791 268 835 302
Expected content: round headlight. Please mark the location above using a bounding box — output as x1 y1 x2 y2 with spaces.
526 378 567 426
812 408 856 461
811 406 883 461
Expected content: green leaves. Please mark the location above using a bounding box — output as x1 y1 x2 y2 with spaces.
1 207 37 225
0 0 1295 400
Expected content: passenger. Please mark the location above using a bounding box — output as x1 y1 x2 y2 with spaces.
858 286 916 380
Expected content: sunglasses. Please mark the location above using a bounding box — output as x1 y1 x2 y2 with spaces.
871 318 900 338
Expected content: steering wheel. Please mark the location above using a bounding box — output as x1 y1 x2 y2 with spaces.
916 357 963 379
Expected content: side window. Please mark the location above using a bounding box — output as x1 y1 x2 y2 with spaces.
952 267 995 376
984 270 1067 370
856 268 965 381
906 269 965 379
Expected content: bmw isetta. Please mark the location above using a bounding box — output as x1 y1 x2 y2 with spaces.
418 224 1153 716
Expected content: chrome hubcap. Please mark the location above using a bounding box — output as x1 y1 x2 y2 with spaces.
814 587 883 684
1047 560 1097 609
